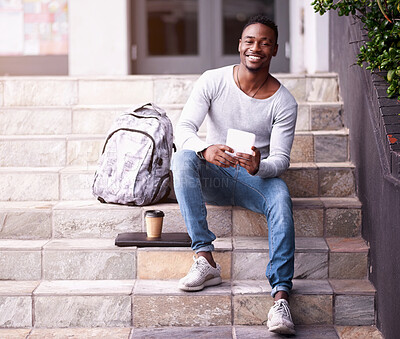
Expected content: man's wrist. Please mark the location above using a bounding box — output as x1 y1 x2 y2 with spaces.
197 149 206 160
251 166 259 176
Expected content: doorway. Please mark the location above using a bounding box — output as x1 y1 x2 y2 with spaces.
131 0 289 74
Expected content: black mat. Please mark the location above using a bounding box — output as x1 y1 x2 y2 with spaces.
115 232 192 247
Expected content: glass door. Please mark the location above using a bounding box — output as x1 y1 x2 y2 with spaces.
213 0 289 73
132 0 289 74
133 0 212 74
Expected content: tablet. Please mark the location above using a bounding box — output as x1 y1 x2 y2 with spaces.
226 128 256 156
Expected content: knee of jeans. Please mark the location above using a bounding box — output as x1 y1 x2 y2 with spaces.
264 181 293 216
271 180 292 203
172 149 198 173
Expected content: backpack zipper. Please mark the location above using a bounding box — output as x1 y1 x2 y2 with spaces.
150 172 170 203
127 113 160 120
102 128 155 172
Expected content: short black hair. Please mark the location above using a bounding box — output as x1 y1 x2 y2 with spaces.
241 14 278 43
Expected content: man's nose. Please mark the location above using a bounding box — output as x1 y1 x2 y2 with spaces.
250 41 261 52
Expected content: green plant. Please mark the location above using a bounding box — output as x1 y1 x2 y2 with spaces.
312 0 400 100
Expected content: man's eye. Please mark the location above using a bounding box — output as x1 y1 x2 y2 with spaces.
245 40 252 44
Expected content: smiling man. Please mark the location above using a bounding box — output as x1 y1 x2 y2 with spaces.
172 14 297 335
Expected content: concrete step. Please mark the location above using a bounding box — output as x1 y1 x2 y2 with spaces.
0 278 377 329
0 129 349 167
0 198 362 240
0 237 368 281
0 74 339 108
0 326 384 339
0 101 343 136
0 162 356 202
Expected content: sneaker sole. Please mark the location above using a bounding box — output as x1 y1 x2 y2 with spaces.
267 322 296 335
178 276 222 292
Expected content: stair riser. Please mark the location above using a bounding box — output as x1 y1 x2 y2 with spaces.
0 76 339 108
0 133 349 167
0 296 32 328
0 279 376 329
0 103 343 136
0 166 355 202
34 296 131 328
0 172 59 201
133 295 232 328
0 248 367 281
0 294 375 329
42 251 136 280
234 295 333 326
0 204 361 240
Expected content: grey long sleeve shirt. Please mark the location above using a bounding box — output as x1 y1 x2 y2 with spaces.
175 65 298 178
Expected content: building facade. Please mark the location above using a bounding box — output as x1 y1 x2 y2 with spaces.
0 0 329 75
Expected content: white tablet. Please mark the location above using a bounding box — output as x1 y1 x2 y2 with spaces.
226 128 256 156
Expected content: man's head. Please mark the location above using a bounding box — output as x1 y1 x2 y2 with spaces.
238 14 279 73
241 14 278 45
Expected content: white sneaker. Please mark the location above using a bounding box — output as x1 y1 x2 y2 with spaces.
267 299 296 335
178 256 222 291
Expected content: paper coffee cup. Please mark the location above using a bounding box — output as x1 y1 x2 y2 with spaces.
145 210 165 239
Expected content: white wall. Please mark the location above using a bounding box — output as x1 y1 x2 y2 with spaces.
289 0 305 73
289 0 329 73
68 0 130 75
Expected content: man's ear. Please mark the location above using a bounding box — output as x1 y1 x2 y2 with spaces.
238 39 241 53
273 44 278 57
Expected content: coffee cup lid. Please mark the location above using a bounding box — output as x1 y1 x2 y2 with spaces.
145 210 165 217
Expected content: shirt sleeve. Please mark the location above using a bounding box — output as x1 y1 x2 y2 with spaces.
255 102 298 178
175 72 214 152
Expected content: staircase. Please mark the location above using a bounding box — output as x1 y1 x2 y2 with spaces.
0 75 383 338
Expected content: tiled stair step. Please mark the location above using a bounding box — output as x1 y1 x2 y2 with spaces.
0 74 339 108
0 198 362 240
0 102 344 136
0 326 385 339
0 163 356 201
0 129 349 167
0 279 376 329
0 237 368 281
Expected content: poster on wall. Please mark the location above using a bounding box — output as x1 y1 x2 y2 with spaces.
0 0 24 55
0 0 68 56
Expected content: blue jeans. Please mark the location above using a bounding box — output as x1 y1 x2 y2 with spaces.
171 150 295 297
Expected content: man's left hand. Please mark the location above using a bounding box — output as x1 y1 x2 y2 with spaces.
235 146 261 175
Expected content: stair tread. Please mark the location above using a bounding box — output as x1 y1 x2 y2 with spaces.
233 236 329 252
0 325 384 339
0 236 368 253
0 197 362 211
0 278 376 297
326 237 369 253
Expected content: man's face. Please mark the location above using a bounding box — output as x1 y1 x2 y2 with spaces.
238 23 278 73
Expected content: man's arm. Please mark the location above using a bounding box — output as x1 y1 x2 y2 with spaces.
175 72 212 153
257 103 298 178
176 71 237 168
236 103 297 177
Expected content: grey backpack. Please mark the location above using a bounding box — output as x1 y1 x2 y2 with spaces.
92 103 174 205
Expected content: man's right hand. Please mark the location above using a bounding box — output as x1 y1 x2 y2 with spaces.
202 144 238 168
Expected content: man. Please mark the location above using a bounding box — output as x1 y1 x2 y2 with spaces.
171 14 297 335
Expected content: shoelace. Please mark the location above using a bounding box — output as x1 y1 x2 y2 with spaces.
189 256 210 275
273 300 293 321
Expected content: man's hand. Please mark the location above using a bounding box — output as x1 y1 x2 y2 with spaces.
235 146 261 175
202 144 237 168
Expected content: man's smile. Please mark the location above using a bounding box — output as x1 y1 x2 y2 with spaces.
246 54 263 61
